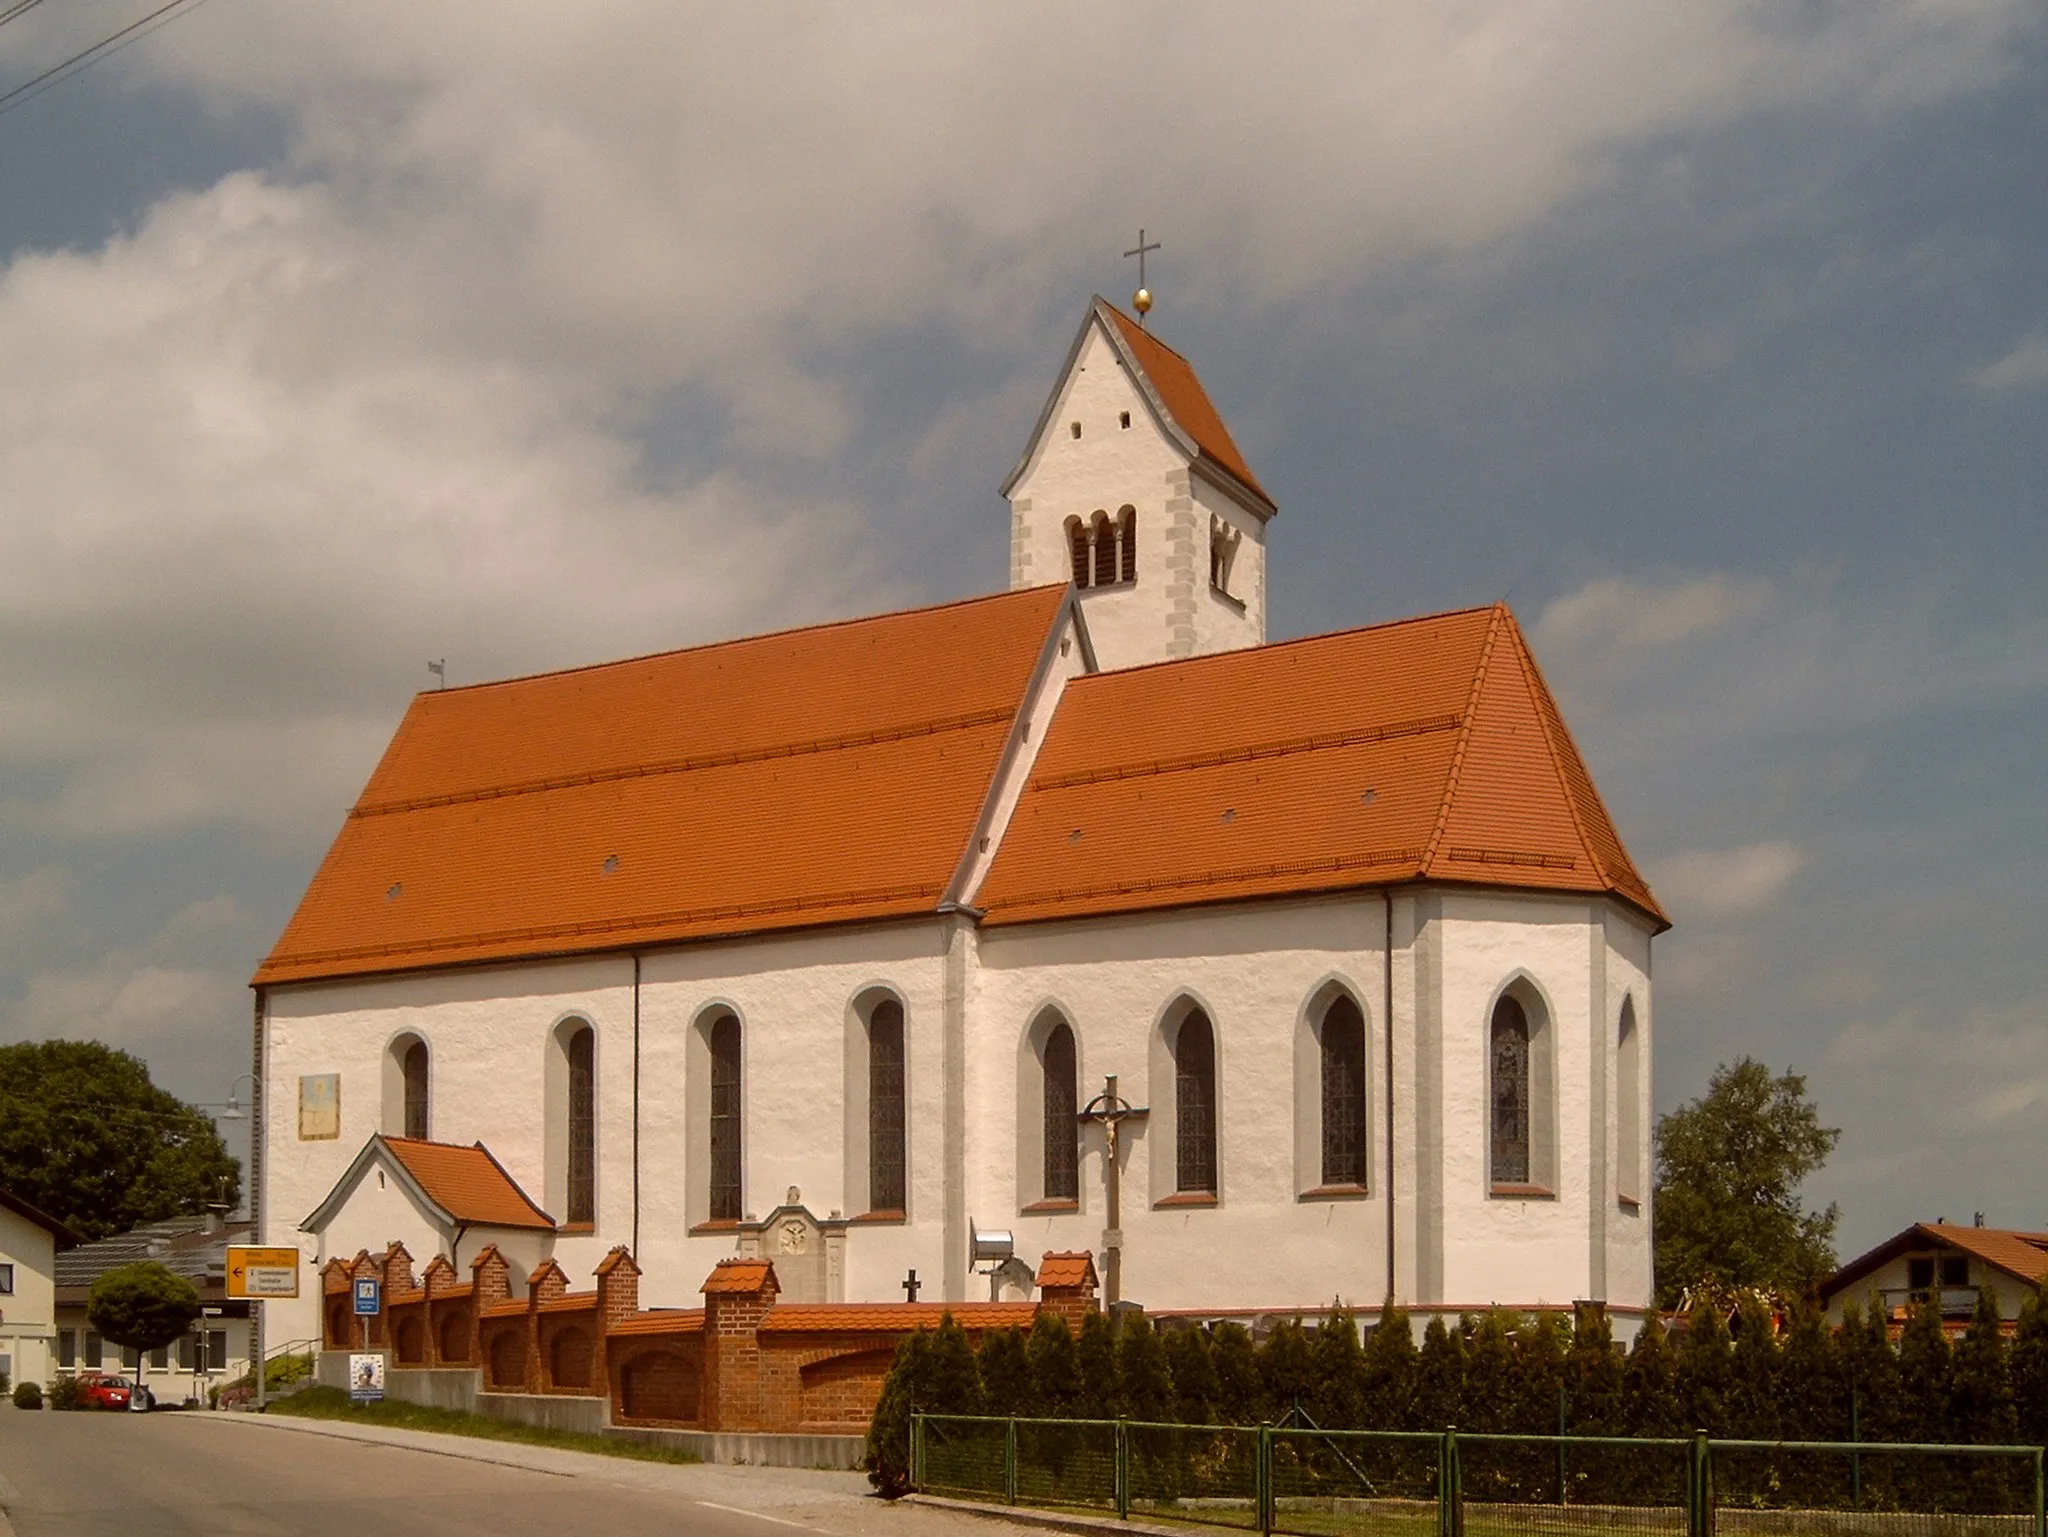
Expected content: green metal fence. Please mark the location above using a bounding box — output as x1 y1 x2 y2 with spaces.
911 1416 2046 1537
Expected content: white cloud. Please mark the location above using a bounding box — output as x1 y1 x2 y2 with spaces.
0 867 69 943
1652 841 1805 917
1534 573 1770 656
1967 332 2048 393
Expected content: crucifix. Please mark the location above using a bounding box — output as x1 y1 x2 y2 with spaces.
902 1268 921 1303
1078 1073 1149 1306
1123 229 1161 325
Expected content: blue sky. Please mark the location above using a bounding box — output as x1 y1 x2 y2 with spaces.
1 3 2042 1259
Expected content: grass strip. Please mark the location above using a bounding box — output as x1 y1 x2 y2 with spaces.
267 1385 700 1465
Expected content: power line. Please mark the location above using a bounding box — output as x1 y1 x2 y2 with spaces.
0 0 56 33
0 0 211 121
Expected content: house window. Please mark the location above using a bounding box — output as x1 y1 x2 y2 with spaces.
59 1329 76 1368
0 1261 12 1294
1320 995 1368 1188
1491 997 1532 1185
1042 1021 1079 1202
208 1330 229 1371
1175 1010 1218 1195
402 1040 429 1140
150 1344 169 1369
709 1013 742 1222
868 999 906 1214
1617 998 1641 1204
84 1331 102 1368
566 1024 595 1225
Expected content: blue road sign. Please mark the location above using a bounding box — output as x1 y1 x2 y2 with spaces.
352 1277 381 1315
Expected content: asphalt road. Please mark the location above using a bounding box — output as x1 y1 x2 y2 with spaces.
0 1408 997 1537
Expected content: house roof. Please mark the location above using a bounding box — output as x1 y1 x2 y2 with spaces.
1823 1222 2048 1299
301 1135 553 1233
254 587 1074 986
53 1214 243 1288
0 1186 83 1248
759 1302 1039 1334
1098 302 1271 507
975 603 1664 929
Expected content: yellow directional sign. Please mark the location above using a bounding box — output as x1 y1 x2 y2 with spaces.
225 1245 300 1300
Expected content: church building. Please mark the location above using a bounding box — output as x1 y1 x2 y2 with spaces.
251 297 1668 1352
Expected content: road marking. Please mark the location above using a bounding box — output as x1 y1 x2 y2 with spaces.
695 1500 812 1529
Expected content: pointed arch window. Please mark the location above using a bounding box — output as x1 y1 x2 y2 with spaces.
1319 996 1367 1187
1617 998 1641 1205
709 1013 742 1222
565 1025 594 1224
1042 1021 1078 1202
1175 1010 1217 1194
1118 506 1137 583
1093 513 1119 587
402 1040 429 1141
868 999 906 1213
1490 997 1531 1186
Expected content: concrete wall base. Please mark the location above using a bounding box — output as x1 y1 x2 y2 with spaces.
473 1390 609 1434
384 1367 480 1413
608 1424 865 1469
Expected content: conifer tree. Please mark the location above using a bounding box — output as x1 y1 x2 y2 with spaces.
1210 1322 1262 1426
979 1326 1033 1417
1164 1326 1220 1424
1725 1299 1783 1444
1516 1312 1568 1433
2008 1287 2048 1450
1308 1305 1367 1429
1462 1310 1519 1432
1675 1301 1734 1433
1838 1299 1903 1444
1118 1313 1176 1423
1026 1310 1083 1416
1260 1318 1315 1425
1412 1315 1467 1431
1950 1286 2016 1446
1076 1309 1123 1419
1776 1299 1846 1444
867 1329 935 1496
928 1314 985 1415
1562 1308 1624 1434
1895 1295 1953 1445
1360 1298 1418 1431
1621 1312 1680 1438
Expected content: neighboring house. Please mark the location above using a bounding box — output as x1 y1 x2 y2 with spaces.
53 1214 257 1402
0 1186 82 1389
1820 1220 2048 1333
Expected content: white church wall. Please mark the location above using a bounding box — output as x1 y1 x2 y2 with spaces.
1186 471 1268 656
972 895 1391 1313
316 1159 448 1284
1600 915 1655 1309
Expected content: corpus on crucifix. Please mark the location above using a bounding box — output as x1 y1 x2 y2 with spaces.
1077 1073 1149 1306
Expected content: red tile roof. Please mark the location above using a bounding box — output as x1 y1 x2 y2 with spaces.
382 1138 554 1230
254 588 1071 985
759 1302 1039 1334
608 1309 705 1337
538 1293 598 1314
1825 1223 2048 1299
976 604 1663 928
701 1259 777 1295
1101 303 1270 505
1035 1251 1098 1289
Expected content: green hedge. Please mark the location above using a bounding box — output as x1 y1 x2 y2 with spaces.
867 1285 2048 1495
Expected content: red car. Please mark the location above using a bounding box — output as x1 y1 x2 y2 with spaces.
76 1374 134 1410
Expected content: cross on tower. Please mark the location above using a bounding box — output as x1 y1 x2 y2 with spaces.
1123 229 1162 325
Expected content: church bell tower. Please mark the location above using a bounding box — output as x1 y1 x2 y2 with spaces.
1001 298 1277 672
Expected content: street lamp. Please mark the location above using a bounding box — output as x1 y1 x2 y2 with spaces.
215 1073 259 1122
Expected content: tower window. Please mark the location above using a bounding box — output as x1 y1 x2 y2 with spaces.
1068 518 1090 589
1093 512 1118 587
1070 421 1081 439
1119 506 1137 583
1490 997 1531 1186
1119 411 1131 429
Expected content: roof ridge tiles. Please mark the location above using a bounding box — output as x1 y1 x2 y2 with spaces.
414 585 1066 699
1029 712 1462 791
1059 602 1502 688
352 705 1017 818
1420 603 1506 874
983 846 1426 922
1505 616 1607 895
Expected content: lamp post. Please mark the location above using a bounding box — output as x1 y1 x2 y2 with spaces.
203 1073 262 1409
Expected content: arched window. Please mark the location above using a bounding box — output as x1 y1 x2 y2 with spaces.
1092 513 1118 587
868 999 906 1214
402 1040 429 1140
1490 996 1531 1186
1118 506 1137 583
1320 996 1367 1187
1174 1010 1217 1194
709 1013 742 1222
1068 518 1090 589
1042 1021 1078 1202
565 1024 594 1224
1617 998 1641 1205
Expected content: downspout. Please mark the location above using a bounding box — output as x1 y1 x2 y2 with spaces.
632 952 642 1257
1384 891 1396 1304
251 986 268 1410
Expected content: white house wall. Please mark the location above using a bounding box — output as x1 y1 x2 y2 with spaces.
0 1205 57 1388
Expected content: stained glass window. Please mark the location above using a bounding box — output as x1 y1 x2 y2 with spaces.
402 1040 429 1140
709 1014 742 1221
868 999 906 1213
1491 996 1530 1186
566 1025 594 1224
1175 1010 1217 1194
1320 996 1367 1187
1042 1021 1078 1201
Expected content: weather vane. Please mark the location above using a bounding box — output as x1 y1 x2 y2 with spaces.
1123 229 1161 326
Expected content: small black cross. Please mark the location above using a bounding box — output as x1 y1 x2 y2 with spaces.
1123 228 1161 289
902 1268 921 1302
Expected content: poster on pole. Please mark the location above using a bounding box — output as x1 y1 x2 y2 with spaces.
348 1353 385 1403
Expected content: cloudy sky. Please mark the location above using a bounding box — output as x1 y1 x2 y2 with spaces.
1 2 2042 1257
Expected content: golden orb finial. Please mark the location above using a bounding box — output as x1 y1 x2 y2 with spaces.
1133 286 1153 316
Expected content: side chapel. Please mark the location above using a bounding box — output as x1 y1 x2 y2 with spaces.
253 296 1668 1357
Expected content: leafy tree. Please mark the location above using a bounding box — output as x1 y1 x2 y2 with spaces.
2009 1287 2048 1450
1411 1316 1466 1431
1075 1309 1122 1419
0 1040 241 1239
1209 1322 1261 1426
1652 1057 1840 1306
1308 1306 1366 1429
1359 1299 1417 1431
978 1326 1033 1417
1118 1313 1175 1423
1163 1326 1218 1424
88 1261 200 1358
1025 1312 1082 1415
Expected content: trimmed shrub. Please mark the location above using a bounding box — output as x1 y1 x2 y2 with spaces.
1307 1305 1366 1429
1359 1298 1417 1431
1116 1313 1174 1423
45 1374 85 1412
13 1380 42 1409
1075 1309 1121 1419
977 1326 1032 1418
1163 1325 1218 1424
1025 1311 1081 1415
1208 1322 1261 1426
